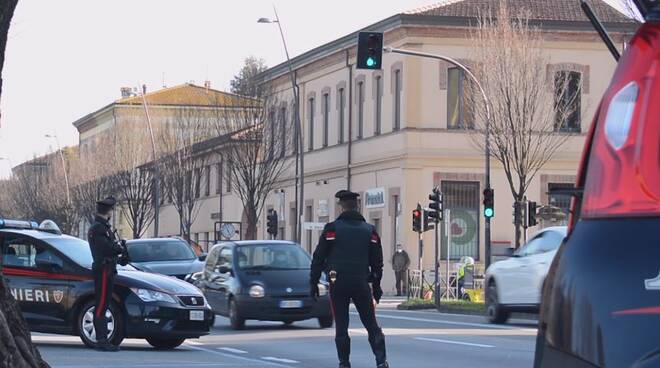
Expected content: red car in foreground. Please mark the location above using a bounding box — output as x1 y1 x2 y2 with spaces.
535 1 660 367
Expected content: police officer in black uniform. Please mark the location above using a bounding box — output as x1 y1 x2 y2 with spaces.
88 196 125 352
310 190 389 368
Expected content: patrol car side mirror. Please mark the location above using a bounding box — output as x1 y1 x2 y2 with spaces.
35 258 62 271
198 254 207 262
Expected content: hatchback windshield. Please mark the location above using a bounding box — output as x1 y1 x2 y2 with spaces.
46 236 134 271
236 243 311 270
127 240 196 262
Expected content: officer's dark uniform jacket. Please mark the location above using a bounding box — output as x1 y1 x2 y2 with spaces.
310 210 383 286
88 215 122 272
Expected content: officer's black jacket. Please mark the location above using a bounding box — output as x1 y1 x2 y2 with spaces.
88 215 122 269
310 210 384 286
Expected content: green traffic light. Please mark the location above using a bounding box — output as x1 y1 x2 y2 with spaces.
366 57 375 67
484 208 494 218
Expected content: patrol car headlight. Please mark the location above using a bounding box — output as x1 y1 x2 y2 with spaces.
318 284 328 297
131 288 177 304
249 285 265 298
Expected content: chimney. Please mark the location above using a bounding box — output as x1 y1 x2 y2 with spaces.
204 80 211 89
142 84 147 95
120 87 132 98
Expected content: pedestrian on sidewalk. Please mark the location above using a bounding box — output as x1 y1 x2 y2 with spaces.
310 190 389 368
392 244 410 297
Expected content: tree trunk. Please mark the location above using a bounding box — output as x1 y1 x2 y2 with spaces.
0 0 51 366
244 206 258 240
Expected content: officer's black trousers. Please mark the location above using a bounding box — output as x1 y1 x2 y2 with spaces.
93 264 116 344
330 279 386 365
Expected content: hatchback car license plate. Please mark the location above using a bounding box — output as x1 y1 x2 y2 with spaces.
279 300 303 309
189 310 205 321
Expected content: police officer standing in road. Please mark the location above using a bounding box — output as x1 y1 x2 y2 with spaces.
310 190 389 368
88 196 125 352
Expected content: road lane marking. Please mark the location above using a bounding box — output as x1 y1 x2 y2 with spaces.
358 312 536 331
185 344 294 368
187 340 203 345
218 347 248 354
414 337 495 348
262 357 300 364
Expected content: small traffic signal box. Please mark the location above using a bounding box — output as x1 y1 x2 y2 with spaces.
412 204 422 233
527 201 538 227
428 188 443 223
357 32 383 70
267 210 278 238
483 188 494 219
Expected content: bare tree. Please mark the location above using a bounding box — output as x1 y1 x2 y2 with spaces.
160 108 213 241
70 147 117 228
465 2 581 248
213 91 293 240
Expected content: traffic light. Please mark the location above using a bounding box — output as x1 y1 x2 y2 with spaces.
527 201 538 227
428 188 443 223
412 204 422 233
483 188 494 218
357 32 383 70
267 210 278 238
512 201 522 225
423 210 434 232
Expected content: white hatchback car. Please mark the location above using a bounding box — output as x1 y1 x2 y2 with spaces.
484 226 566 324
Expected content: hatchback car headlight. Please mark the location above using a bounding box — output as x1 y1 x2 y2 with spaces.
249 285 265 298
318 283 328 297
131 288 177 304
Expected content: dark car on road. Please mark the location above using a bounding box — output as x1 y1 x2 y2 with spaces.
194 240 333 330
0 219 214 350
535 2 660 367
126 237 206 282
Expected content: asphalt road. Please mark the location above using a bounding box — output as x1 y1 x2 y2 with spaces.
36 301 538 368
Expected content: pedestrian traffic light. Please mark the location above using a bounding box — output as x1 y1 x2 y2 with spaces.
357 32 383 70
423 210 434 232
527 201 538 227
483 188 494 218
267 210 278 237
428 188 443 223
412 204 422 233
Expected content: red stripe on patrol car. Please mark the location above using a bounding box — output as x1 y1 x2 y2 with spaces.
325 231 336 240
613 306 660 316
3 267 90 281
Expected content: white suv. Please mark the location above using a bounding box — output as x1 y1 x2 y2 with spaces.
485 226 566 324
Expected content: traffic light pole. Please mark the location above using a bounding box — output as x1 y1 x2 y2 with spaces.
384 47 493 269
434 217 440 307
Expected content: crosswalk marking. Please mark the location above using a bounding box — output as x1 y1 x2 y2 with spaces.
262 357 300 364
218 347 248 354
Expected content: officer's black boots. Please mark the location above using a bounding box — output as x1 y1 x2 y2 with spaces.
376 362 390 368
335 336 351 367
368 329 387 365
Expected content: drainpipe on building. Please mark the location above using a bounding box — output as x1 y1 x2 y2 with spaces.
346 50 353 190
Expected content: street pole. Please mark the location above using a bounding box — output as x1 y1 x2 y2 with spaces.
45 134 71 206
434 213 440 307
139 86 160 238
260 7 304 243
384 47 493 269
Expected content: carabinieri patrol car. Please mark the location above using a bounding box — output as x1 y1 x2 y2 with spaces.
0 219 215 349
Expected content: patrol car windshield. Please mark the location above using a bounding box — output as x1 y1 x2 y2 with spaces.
46 237 135 270
236 244 311 270
127 240 196 262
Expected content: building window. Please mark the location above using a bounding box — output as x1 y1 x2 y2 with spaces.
394 69 401 131
226 160 232 193
322 93 329 147
374 75 382 135
338 88 345 144
447 67 473 129
280 107 287 158
554 71 582 133
268 109 276 160
308 98 315 151
194 168 201 199
440 181 480 260
204 166 210 197
357 81 364 139
548 182 573 221
216 162 222 195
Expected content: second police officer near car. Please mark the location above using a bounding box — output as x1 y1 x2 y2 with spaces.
310 190 389 368
88 196 130 352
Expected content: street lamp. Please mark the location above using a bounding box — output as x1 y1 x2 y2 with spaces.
45 134 71 206
137 84 161 238
258 6 304 243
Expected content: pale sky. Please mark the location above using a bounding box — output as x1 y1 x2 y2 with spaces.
0 0 630 177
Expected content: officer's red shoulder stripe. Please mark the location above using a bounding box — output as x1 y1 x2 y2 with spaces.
3 267 91 281
371 233 380 243
325 231 336 240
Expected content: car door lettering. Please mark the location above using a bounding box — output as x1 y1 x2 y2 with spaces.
9 287 62 303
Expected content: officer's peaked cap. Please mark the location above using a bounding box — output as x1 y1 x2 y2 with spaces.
96 196 117 208
335 190 359 200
